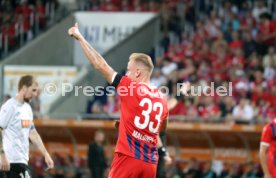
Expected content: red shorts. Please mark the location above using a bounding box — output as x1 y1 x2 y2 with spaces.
108 152 157 178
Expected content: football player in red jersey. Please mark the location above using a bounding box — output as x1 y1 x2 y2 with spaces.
260 119 276 178
69 23 171 178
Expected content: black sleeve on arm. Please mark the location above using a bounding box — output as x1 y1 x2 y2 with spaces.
158 131 168 157
111 74 123 88
159 131 166 144
158 146 167 157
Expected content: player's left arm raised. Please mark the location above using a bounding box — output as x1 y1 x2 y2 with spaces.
68 23 116 84
29 127 54 170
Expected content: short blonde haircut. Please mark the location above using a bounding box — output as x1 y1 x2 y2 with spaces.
129 53 154 75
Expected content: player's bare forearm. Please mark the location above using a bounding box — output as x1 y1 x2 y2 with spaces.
0 128 9 171
0 128 4 154
259 145 270 175
68 23 115 83
29 129 48 156
157 135 163 148
79 37 106 69
78 38 115 83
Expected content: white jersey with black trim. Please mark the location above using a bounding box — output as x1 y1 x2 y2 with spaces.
0 98 33 164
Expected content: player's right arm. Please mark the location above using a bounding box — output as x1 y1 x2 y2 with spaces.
0 101 14 171
260 143 272 178
160 117 168 132
29 128 54 170
0 128 9 171
157 132 172 166
260 124 273 178
68 23 116 84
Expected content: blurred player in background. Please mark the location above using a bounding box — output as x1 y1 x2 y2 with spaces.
260 118 276 178
0 75 54 178
69 23 169 178
88 130 107 178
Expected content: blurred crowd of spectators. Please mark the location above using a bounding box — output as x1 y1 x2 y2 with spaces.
28 154 87 178
0 0 59 59
171 158 263 178
80 0 169 12
27 154 264 178
1 1 271 178
155 0 276 124
86 0 276 125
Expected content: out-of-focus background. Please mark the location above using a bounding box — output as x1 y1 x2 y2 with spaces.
1 0 276 177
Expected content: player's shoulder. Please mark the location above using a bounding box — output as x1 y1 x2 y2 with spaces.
121 76 133 83
267 119 276 126
1 98 17 109
149 84 168 100
263 120 276 132
138 82 158 90
148 84 167 101
118 76 137 87
137 83 160 97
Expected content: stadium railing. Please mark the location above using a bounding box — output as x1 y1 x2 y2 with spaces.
32 118 264 163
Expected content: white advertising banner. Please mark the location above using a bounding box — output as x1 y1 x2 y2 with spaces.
74 12 156 65
3 65 78 114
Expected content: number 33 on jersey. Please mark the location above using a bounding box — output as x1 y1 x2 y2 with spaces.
114 76 169 164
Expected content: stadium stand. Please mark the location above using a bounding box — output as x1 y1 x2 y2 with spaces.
2 0 276 177
0 0 64 59
75 0 276 177
85 0 276 126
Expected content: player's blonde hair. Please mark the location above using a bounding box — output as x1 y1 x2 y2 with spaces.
129 53 154 75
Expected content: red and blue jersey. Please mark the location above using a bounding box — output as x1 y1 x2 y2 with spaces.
113 75 168 164
261 120 276 176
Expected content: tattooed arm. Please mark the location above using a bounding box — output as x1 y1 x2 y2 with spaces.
68 23 116 84
29 128 54 169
